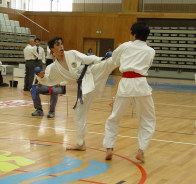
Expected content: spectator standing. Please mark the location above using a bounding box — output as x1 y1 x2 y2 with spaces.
23 39 40 91
45 46 53 66
34 38 45 66
0 61 8 87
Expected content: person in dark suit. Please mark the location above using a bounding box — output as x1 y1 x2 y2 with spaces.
0 61 8 87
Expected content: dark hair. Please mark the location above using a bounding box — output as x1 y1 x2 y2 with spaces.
88 48 92 52
108 47 113 51
48 37 63 49
130 22 150 41
34 38 41 42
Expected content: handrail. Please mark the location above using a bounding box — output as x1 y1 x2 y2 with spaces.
15 10 49 33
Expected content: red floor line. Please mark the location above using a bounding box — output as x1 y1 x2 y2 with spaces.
87 147 147 184
15 170 58 178
20 89 32 98
48 174 57 177
20 88 195 120
6 138 147 184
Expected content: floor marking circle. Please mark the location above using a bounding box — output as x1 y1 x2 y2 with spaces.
0 138 147 184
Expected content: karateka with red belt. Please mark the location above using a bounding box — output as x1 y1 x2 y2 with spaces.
103 22 156 163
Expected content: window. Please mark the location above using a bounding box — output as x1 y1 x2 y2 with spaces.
52 0 72 11
26 0 72 12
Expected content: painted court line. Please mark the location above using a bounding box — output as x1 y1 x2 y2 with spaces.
0 138 51 146
0 156 82 183
6 139 146 184
21 89 196 108
155 103 196 108
0 121 196 146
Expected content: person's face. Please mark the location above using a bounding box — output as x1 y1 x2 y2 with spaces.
51 52 56 61
35 40 40 47
51 39 64 58
29 39 35 46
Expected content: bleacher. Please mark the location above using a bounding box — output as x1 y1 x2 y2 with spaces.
0 12 47 75
148 26 196 80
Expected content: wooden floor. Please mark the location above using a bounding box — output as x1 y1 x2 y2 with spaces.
0 75 196 184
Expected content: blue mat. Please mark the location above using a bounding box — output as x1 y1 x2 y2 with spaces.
148 81 196 93
106 78 196 93
106 78 117 86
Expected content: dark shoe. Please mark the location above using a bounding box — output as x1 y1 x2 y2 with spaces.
24 88 29 91
47 112 55 118
32 109 44 116
0 83 9 87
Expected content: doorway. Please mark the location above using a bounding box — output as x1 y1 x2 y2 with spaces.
83 38 100 56
83 38 114 57
99 38 114 57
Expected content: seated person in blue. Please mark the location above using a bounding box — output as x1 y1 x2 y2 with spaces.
31 82 65 118
108 47 113 52
101 51 113 61
31 51 66 118
87 48 94 56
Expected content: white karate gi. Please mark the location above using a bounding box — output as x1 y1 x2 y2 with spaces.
103 40 156 152
37 50 118 145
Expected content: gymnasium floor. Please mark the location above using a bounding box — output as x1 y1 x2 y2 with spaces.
0 75 196 184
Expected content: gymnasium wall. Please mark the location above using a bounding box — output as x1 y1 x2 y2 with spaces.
21 1 139 51
142 0 196 13
72 0 122 12
0 0 139 52
1 0 196 51
22 12 137 52
1 0 196 77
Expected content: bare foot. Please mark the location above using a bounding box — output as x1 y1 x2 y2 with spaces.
136 149 145 163
105 148 113 160
66 143 86 151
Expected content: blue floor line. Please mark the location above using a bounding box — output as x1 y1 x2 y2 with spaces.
0 156 82 184
106 78 196 93
30 159 109 184
148 81 196 93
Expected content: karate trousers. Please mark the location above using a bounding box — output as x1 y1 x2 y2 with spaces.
74 57 118 146
103 95 156 152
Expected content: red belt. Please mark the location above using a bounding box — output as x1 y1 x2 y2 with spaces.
122 71 145 78
49 86 53 94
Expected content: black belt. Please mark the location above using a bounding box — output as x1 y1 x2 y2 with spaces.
73 65 88 109
26 59 35 62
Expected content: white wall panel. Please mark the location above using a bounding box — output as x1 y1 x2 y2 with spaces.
144 0 196 4
73 0 122 3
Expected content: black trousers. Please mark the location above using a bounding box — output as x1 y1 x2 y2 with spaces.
0 70 3 85
24 60 43 91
